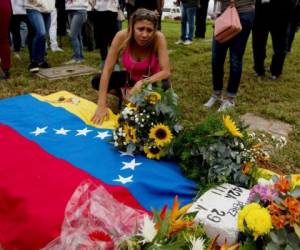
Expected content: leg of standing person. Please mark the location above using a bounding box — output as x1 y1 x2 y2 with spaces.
286 5 300 52
204 37 229 108
252 4 269 77
66 10 87 64
184 6 196 44
269 15 289 78
0 0 12 79
49 8 63 52
10 15 22 53
26 10 51 72
221 11 255 111
175 3 187 44
195 0 209 38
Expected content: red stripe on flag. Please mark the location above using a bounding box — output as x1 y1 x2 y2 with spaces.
0 124 146 250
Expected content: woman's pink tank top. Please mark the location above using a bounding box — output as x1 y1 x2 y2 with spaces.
121 48 161 82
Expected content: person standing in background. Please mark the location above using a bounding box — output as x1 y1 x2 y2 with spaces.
49 0 64 52
204 0 255 112
195 0 209 38
175 0 199 45
65 0 91 64
0 0 12 80
286 0 300 53
24 0 55 73
252 0 295 80
93 0 119 69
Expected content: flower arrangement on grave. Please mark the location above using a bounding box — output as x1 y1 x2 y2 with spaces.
119 196 209 249
112 83 181 160
237 175 300 249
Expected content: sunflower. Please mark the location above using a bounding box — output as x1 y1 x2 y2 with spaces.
149 123 173 146
223 115 243 138
124 124 137 143
144 145 163 160
144 92 161 105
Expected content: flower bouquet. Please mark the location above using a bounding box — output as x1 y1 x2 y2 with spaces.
237 175 300 249
112 83 181 160
119 196 208 249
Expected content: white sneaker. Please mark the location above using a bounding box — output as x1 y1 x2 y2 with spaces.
204 95 221 108
175 39 184 45
217 99 235 112
64 59 79 65
183 40 192 45
51 47 64 52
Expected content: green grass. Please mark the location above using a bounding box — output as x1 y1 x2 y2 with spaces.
1 20 299 173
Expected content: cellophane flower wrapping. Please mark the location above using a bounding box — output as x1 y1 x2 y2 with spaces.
42 180 145 250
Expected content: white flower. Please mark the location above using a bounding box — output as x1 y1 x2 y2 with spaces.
258 178 274 186
113 135 118 140
146 115 150 118
114 142 118 147
189 237 205 250
138 215 157 244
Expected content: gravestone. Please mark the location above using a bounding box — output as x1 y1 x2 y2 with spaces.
241 113 293 138
189 183 250 245
37 65 98 81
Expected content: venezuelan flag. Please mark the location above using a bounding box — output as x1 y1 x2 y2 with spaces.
0 91 196 250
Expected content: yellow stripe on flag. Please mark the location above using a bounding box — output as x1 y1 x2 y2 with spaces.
32 91 118 129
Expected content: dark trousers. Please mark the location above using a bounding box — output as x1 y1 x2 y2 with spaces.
94 11 118 61
212 11 254 96
10 14 32 52
0 0 12 70
195 0 209 38
82 11 95 51
286 5 300 52
91 71 170 108
252 5 289 77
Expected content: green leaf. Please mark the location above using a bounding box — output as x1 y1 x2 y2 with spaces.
265 241 281 250
269 230 286 245
290 186 300 198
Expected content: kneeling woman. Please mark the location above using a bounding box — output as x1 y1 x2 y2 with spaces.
91 8 171 125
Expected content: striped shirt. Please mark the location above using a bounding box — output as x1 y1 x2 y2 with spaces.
221 0 255 13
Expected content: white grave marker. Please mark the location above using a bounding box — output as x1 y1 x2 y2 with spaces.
189 183 250 245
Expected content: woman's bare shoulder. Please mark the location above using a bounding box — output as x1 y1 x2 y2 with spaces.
115 29 128 40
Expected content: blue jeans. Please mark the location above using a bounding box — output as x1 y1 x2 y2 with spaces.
26 10 50 64
212 11 255 96
180 4 197 41
68 10 87 60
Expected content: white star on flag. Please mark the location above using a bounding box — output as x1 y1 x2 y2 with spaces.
113 175 133 184
119 151 134 157
54 128 70 135
75 127 92 136
121 159 142 170
30 126 48 136
95 131 111 140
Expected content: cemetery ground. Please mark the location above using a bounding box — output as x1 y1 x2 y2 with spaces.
1 20 299 174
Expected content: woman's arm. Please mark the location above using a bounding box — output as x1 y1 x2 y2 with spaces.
91 30 126 124
129 31 171 93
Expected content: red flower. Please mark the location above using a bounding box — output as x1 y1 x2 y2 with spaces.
271 214 286 229
89 231 113 242
274 176 291 193
268 202 282 216
283 197 300 215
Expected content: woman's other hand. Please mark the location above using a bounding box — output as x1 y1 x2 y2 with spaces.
91 105 109 125
128 80 144 95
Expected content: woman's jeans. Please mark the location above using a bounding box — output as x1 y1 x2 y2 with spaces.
26 10 51 64
68 10 87 60
181 4 197 41
212 11 255 97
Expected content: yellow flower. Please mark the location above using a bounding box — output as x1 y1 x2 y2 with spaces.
238 203 272 240
144 145 163 160
124 124 137 143
149 123 173 147
126 102 137 110
223 115 243 138
144 92 161 105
